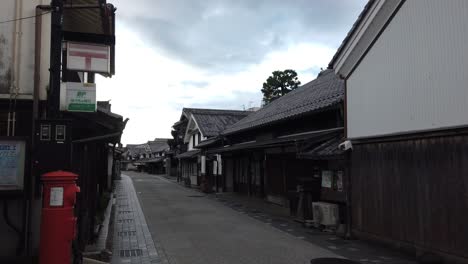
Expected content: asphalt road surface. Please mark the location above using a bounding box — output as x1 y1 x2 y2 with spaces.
127 172 342 264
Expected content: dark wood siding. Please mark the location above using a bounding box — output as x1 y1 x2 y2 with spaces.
351 135 468 258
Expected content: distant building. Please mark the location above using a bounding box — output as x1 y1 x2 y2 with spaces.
171 108 250 188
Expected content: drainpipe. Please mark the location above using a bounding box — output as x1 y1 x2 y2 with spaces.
29 5 52 255
7 0 18 136
344 149 352 239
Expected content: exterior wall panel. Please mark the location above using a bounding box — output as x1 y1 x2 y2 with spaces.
351 135 468 259
0 0 50 99
347 0 468 138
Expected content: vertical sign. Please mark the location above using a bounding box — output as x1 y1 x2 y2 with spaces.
0 140 26 190
321 170 333 188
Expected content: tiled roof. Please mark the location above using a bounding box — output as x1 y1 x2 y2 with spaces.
195 137 221 149
176 149 200 159
147 139 170 153
126 144 150 156
183 108 250 137
223 69 344 135
328 0 375 68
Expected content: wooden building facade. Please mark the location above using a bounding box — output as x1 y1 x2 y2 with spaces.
203 69 348 223
172 108 249 188
330 0 468 262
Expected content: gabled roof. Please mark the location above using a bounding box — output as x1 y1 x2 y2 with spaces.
147 138 170 153
328 0 375 69
223 69 344 135
183 108 250 137
125 144 150 157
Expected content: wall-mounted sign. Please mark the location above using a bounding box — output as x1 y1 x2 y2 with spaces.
0 139 26 191
336 171 344 192
321 170 333 188
60 82 96 112
66 42 110 74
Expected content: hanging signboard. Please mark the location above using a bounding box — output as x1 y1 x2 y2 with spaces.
0 139 26 191
60 82 96 112
66 42 111 74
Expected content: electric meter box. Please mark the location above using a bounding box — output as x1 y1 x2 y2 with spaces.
34 120 72 178
0 137 28 193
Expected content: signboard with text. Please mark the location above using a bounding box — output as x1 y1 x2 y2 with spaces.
60 82 96 112
0 139 26 191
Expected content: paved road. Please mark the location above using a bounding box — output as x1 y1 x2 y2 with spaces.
127 172 342 264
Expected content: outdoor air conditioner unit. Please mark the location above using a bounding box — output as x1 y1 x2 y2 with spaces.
312 202 339 227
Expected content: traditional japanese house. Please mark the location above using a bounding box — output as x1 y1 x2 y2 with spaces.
143 138 170 174
329 0 468 262
202 69 346 221
173 108 249 187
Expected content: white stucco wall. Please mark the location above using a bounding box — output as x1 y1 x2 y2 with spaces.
347 0 468 138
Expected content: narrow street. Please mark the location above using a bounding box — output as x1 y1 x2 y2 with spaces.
109 172 416 264
123 172 341 264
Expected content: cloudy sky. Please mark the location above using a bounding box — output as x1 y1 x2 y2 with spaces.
96 0 367 144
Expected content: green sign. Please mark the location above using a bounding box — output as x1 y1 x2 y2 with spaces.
62 82 96 112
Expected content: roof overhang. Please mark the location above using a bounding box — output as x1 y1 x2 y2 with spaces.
330 0 404 79
176 149 201 159
195 137 221 149
208 127 343 154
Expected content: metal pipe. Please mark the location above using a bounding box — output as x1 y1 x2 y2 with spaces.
63 4 102 9
28 4 51 255
15 0 23 97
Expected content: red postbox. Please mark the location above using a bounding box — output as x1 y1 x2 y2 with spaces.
39 170 80 264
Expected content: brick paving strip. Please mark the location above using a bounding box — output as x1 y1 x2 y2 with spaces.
111 175 166 264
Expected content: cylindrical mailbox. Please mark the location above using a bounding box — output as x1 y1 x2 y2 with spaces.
39 171 80 264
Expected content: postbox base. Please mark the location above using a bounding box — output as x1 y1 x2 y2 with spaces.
39 208 76 264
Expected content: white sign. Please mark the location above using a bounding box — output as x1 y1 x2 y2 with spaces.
321 170 333 188
50 187 64 206
60 82 96 112
67 42 110 73
0 140 26 190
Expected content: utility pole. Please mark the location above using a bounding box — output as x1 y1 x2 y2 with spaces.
48 0 63 118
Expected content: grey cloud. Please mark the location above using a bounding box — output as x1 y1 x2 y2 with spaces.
180 80 210 89
114 0 367 73
187 90 262 110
